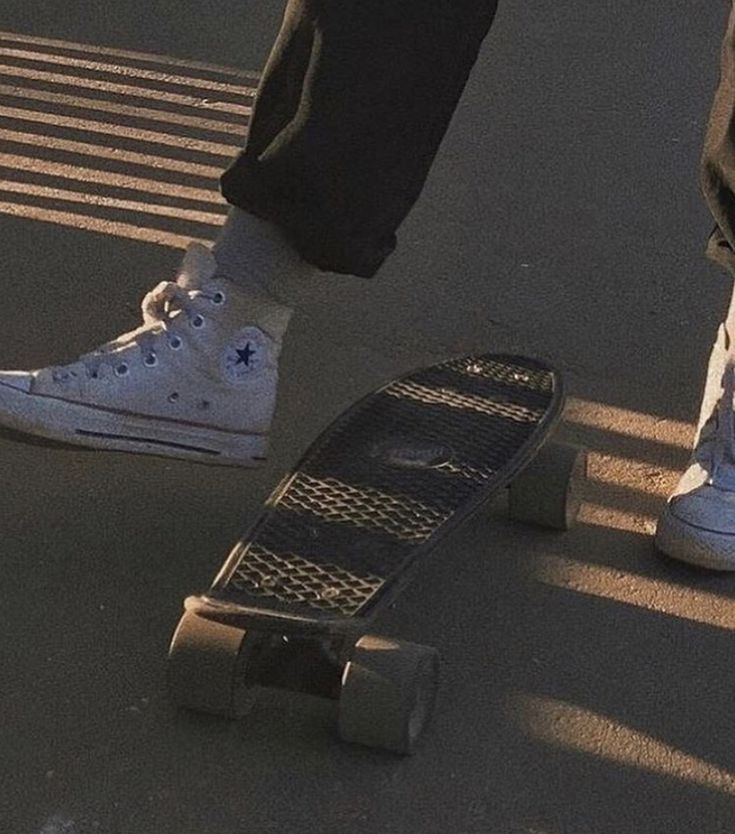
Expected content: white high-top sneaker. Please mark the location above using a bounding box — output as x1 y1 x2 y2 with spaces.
0 243 292 466
656 318 735 568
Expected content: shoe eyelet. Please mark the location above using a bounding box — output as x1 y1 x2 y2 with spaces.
191 314 205 329
169 335 183 350
211 291 226 306
144 352 158 367
114 363 129 377
168 392 179 403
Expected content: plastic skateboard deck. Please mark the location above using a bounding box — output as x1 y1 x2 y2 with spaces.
169 353 580 752
185 353 563 633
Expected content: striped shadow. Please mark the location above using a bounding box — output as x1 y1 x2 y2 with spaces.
0 31 259 245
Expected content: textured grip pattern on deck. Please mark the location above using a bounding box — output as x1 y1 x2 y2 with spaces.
217 354 558 621
385 380 542 423
228 543 383 616
279 473 451 542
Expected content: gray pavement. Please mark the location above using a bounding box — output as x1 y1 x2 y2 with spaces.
1 1 734 832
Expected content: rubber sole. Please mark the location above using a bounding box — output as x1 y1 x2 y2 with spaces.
0 380 268 466
655 503 735 571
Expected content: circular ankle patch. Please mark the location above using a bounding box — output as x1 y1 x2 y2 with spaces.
223 327 268 383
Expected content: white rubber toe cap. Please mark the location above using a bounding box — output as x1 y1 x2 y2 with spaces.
0 371 33 393
669 485 735 535
657 485 735 570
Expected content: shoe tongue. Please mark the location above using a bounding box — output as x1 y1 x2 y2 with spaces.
176 242 218 290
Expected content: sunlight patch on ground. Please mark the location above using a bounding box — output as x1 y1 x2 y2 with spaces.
565 397 695 449
510 693 735 795
0 29 259 79
0 181 224 225
0 201 207 248
533 554 735 630
0 152 220 202
579 504 657 534
0 101 241 152
560 397 698 531
0 86 247 138
0 30 250 246
0 45 257 97
0 127 222 177
0 62 251 115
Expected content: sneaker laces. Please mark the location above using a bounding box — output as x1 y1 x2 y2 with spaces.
50 281 219 383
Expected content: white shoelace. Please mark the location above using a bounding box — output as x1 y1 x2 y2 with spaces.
51 281 225 383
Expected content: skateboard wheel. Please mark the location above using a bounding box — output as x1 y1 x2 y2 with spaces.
338 635 439 755
507 441 587 530
167 611 253 718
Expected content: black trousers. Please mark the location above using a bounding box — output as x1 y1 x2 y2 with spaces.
222 0 735 279
221 0 500 277
702 2 735 275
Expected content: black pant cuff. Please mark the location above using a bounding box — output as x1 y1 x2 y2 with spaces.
220 158 396 279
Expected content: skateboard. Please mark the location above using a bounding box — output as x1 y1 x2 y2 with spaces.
167 353 586 754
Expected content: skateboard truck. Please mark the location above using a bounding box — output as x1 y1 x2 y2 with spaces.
169 602 439 755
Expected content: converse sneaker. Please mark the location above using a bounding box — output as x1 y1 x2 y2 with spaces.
0 243 292 466
656 325 735 568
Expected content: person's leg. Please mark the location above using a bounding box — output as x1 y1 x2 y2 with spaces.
0 0 501 466
701 0 735 275
655 1 735 567
220 0 501 280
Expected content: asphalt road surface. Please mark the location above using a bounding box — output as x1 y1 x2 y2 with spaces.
1 2 734 832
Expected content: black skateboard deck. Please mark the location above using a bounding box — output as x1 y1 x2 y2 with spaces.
168 353 584 753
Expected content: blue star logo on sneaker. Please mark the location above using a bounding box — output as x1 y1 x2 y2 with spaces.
223 327 267 383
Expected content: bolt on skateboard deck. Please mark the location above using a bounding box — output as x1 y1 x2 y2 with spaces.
168 353 586 754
